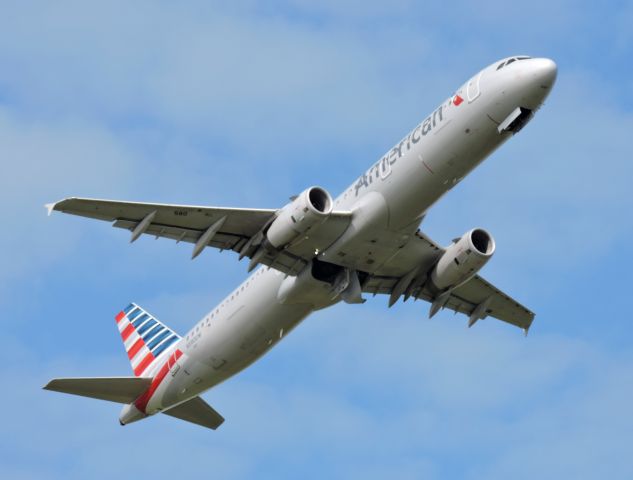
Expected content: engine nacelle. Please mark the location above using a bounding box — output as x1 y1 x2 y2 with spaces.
430 228 495 291
267 186 333 248
277 261 338 308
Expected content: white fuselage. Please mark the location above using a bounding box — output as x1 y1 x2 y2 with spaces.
141 57 557 415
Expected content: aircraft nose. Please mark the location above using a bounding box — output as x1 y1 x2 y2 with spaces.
532 57 557 89
518 57 557 109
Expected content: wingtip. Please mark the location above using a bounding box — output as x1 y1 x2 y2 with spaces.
523 314 535 337
42 379 55 390
44 202 57 216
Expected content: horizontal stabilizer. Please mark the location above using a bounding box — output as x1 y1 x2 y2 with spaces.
43 377 152 404
163 396 224 430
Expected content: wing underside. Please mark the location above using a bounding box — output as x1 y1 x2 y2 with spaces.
49 197 351 276
363 273 534 330
361 231 534 331
49 197 533 331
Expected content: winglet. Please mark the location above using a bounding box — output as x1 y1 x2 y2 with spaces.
44 202 57 216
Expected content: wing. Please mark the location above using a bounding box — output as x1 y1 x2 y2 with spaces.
48 197 351 276
362 231 535 332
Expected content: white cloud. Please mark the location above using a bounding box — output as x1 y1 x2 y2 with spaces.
0 108 138 299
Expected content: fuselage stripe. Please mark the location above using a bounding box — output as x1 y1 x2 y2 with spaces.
134 349 183 412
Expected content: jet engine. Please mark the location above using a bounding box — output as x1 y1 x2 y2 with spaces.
267 186 333 248
430 228 495 291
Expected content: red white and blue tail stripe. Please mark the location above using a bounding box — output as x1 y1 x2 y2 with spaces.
115 303 181 377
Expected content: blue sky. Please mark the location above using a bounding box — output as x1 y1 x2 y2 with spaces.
2 1 633 478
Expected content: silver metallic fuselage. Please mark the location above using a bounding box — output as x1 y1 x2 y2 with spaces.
142 57 557 415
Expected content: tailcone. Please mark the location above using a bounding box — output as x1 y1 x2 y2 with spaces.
119 403 147 426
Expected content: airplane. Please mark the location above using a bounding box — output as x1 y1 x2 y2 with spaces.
44 56 557 430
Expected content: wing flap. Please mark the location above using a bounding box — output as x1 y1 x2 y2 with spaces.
112 219 244 250
43 377 152 404
163 396 224 430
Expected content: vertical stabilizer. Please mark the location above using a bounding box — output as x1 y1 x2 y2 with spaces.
115 303 181 377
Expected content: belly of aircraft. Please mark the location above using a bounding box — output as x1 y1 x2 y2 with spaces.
146 269 315 413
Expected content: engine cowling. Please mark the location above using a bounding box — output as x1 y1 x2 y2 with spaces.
266 186 333 248
430 228 495 291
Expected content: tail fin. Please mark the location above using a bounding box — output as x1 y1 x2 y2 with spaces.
115 303 181 377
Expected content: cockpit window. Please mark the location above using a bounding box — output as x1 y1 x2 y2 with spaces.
496 56 532 71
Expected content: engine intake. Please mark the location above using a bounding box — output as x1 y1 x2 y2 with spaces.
430 228 495 291
267 186 333 248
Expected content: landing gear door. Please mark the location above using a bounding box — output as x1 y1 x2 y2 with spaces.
467 71 482 103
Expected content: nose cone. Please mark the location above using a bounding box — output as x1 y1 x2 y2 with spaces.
519 57 557 109
532 57 557 89
119 403 146 425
